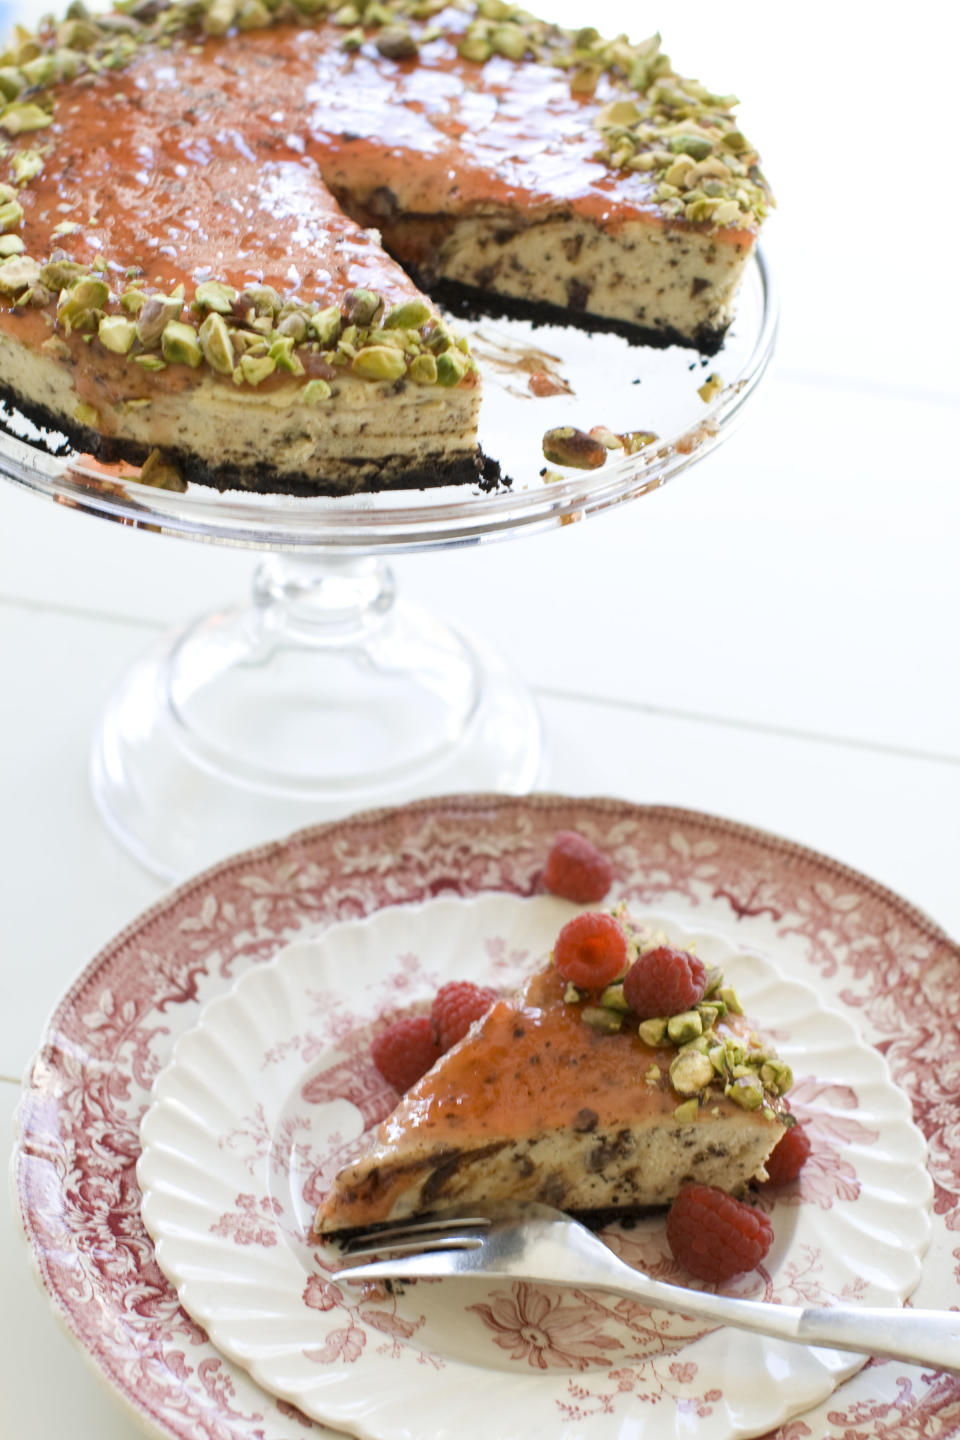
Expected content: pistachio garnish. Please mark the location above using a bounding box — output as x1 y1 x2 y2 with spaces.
11 149 43 183
376 24 418 59
383 297 432 330
198 311 234 373
637 1017 667 1047
409 352 438 385
0 195 23 231
0 254 39 295
669 1046 714 1095
697 372 723 404
235 352 276 386
301 377 332 403
138 449 187 491
193 279 237 313
57 274 108 332
0 102 53 135
542 426 607 470
97 314 136 353
352 344 406 381
343 288 382 326
73 401 100 428
0 234 25 257
309 304 342 346
161 319 202 366
581 1005 623 1034
136 294 183 348
436 347 470 386
673 1098 699 1123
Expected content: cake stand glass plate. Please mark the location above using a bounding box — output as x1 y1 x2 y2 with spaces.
136 894 931 1440
0 259 776 882
13 795 960 1440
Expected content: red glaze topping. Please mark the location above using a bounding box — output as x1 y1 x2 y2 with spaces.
11 12 751 315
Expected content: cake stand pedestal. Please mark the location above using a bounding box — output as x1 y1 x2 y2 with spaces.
1 252 776 882
90 553 541 881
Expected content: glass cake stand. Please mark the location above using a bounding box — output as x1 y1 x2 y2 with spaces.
1 252 776 882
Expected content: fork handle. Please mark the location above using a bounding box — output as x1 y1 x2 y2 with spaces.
607 1273 960 1375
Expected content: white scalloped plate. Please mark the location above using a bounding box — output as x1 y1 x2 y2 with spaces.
137 893 930 1440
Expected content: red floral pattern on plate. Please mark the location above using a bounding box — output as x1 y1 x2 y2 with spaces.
12 795 960 1440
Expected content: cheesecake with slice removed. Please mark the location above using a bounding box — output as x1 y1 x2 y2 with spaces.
315 928 790 1235
0 0 772 495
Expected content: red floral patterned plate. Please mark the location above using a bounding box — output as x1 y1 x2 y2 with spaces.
136 895 930 1440
13 796 960 1440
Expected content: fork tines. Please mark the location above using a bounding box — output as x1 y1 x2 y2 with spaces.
337 1214 491 1262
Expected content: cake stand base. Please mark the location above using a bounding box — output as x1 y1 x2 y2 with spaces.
90 555 544 883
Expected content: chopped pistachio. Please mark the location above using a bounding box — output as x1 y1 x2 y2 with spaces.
194 278 237 313
542 425 607 469
136 294 183 347
717 986 743 1015
599 982 629 1013
666 1010 702 1045
11 148 43 183
240 284 281 317
581 1005 623 1034
39 258 87 291
562 981 583 1005
73 401 100 428
726 1073 764 1110
0 69 25 102
97 314 136 353
0 253 38 293
383 296 432 330
376 24 418 59
343 287 382 326
308 303 342 346
138 448 187 491
57 275 109 331
119 287 148 315
491 22 526 59
40 334 72 360
669 1046 714 1095
0 103 53 136
160 319 202 366
697 371 723 404
268 332 305 374
673 1098 699 1123
409 352 438 385
133 353 167 372
203 0 237 34
340 25 365 50
352 344 406 381
696 1002 721 1030
643 1062 660 1085
436 347 470 387
637 1017 667 1047
0 196 23 231
198 311 234 373
236 352 276 386
301 377 332 403
276 310 308 342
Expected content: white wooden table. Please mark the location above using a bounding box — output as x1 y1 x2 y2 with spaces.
2 2 958 1434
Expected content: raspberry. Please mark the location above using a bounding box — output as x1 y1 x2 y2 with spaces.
763 1122 812 1184
553 911 628 990
623 946 706 1019
431 980 498 1052
543 831 614 903
666 1184 774 1282
370 1016 441 1092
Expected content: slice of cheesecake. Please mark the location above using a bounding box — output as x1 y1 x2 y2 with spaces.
315 956 789 1236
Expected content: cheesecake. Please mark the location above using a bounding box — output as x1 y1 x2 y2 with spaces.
0 1 772 495
315 942 790 1235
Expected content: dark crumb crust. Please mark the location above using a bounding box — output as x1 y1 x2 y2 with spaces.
322 1204 662 1248
412 272 728 358
0 375 505 496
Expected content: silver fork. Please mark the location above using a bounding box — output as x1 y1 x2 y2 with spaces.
333 1203 960 1374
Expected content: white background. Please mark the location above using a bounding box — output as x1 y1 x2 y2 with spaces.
2 1 959 1434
